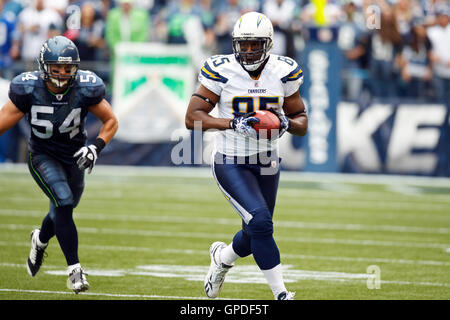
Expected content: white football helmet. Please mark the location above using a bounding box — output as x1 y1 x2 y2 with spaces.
232 12 274 72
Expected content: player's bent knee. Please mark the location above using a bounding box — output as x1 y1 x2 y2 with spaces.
53 182 74 207
247 208 273 238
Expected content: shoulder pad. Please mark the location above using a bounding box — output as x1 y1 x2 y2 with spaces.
200 55 234 83
8 72 41 113
76 70 105 96
76 70 104 88
10 71 41 95
272 55 303 83
76 70 105 104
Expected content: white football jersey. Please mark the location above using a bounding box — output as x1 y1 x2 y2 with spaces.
198 53 304 157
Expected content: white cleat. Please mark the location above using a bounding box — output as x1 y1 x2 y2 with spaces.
26 229 48 277
204 241 233 298
277 291 296 300
67 267 90 294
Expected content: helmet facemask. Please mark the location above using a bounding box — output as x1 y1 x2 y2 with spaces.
232 37 272 72
42 63 79 88
231 12 274 72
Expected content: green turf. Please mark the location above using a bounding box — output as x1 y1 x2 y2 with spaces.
0 165 449 300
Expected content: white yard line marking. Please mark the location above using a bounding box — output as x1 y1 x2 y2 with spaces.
2 240 449 267
3 177 450 206
0 288 230 300
280 189 450 204
3 205 448 226
3 164 450 192
1 263 62 269
281 253 450 266
3 164 450 187
1 223 449 249
5 194 450 212
160 249 450 267
1 263 449 289
0 209 448 235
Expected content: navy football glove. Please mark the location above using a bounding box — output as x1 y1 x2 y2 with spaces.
73 138 105 174
230 113 260 139
267 109 290 138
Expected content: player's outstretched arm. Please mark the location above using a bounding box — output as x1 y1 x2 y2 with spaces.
0 100 25 136
74 99 118 174
87 98 119 144
282 91 308 136
185 85 230 131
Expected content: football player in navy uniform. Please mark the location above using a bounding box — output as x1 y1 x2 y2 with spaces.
186 12 308 300
0 36 118 293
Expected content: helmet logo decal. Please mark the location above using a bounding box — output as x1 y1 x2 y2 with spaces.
58 56 73 62
257 15 263 27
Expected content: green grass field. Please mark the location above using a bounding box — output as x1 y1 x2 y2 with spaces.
0 164 449 300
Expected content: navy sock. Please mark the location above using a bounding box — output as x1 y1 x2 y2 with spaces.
54 205 79 265
246 208 280 270
251 235 280 270
39 213 56 244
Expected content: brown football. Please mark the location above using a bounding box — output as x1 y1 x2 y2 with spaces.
252 110 281 139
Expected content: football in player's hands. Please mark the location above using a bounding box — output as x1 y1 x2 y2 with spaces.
252 110 281 139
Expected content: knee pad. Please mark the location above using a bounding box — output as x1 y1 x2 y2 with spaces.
52 182 74 207
246 207 273 238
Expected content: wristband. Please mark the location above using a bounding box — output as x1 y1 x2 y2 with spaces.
92 138 106 154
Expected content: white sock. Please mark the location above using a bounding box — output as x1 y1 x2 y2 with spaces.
261 264 287 298
68 263 81 274
220 242 241 266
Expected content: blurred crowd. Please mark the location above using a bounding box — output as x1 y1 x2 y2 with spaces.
0 0 449 102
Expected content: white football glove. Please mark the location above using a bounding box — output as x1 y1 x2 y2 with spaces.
230 114 260 139
267 109 290 139
278 114 290 138
73 145 98 174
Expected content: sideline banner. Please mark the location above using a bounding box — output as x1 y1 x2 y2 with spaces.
112 43 195 143
338 101 450 177
300 26 341 172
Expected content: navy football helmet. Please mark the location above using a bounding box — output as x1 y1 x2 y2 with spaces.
38 36 80 88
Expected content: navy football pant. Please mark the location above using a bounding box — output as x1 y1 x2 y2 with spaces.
212 152 281 270
28 152 84 266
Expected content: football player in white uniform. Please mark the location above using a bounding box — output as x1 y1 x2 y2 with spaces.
185 12 307 300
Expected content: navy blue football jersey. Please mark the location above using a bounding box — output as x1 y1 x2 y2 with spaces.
8 70 105 164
